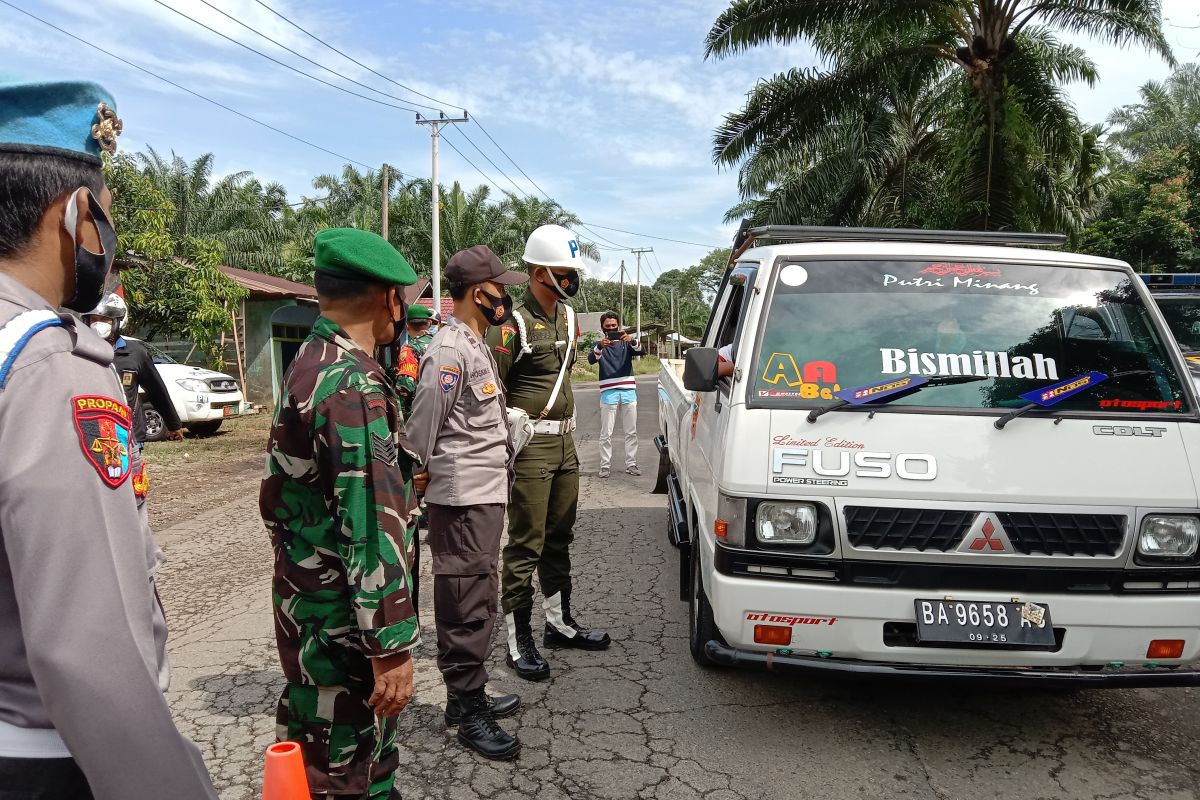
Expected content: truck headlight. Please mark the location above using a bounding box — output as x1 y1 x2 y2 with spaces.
176 378 208 393
1138 515 1200 560
756 502 817 545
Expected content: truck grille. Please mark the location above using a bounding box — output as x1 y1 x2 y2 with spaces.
845 507 1126 557
995 513 1126 557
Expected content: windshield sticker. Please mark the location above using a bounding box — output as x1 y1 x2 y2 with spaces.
1098 398 1182 411
835 376 928 404
779 264 808 287
921 263 1001 278
881 270 1040 296
1019 372 1107 407
759 353 841 399
881 348 1059 381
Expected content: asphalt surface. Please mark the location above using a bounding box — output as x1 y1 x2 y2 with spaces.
158 375 1200 799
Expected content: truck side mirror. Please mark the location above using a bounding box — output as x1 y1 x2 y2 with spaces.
683 347 720 392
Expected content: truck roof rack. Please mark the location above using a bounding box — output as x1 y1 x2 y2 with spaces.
741 225 1066 250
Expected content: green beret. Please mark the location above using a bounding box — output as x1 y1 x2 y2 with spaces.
407 303 434 320
0 80 121 164
314 228 416 286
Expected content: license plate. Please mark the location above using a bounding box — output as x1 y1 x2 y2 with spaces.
914 599 1055 649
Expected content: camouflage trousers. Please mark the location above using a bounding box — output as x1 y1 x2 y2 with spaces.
277 683 401 799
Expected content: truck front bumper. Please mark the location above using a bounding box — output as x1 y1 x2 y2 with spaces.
703 640 1200 687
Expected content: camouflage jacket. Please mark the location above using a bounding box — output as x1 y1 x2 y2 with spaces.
394 331 432 418
260 316 420 688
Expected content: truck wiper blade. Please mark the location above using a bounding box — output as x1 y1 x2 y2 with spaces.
806 375 985 423
993 370 1153 430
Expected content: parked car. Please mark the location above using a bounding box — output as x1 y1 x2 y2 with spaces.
658 225 1200 687
135 340 244 440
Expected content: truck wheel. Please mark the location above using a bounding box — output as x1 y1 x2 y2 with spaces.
688 546 719 667
141 406 168 442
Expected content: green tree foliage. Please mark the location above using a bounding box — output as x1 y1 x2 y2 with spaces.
105 153 248 368
706 0 1172 232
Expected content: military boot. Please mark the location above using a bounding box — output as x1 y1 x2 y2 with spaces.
505 607 550 681
444 691 521 726
456 689 521 761
543 590 612 650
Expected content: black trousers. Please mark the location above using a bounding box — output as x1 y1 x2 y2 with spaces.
426 502 505 694
0 756 93 800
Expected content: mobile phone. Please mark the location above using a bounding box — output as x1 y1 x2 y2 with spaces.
606 330 623 340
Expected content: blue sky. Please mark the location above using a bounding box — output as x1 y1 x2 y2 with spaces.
2 0 1198 282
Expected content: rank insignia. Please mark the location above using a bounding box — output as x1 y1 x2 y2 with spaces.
534 322 546 330
371 432 398 466
481 382 497 395
72 395 132 488
439 365 461 393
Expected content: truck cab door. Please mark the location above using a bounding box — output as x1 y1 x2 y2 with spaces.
688 264 758 536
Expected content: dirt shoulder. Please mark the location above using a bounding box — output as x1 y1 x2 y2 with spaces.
144 412 272 530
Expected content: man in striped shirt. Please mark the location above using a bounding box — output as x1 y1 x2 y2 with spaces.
588 312 646 478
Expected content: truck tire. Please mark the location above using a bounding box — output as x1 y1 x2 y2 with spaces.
141 405 168 442
188 420 223 437
688 545 720 667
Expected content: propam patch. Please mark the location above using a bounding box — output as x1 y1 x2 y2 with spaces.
779 264 808 287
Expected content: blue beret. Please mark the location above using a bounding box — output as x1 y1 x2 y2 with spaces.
0 80 121 164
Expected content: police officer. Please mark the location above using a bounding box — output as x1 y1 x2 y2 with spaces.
0 81 217 798
487 224 611 681
394 302 437 417
84 292 186 444
260 228 420 799
409 245 527 759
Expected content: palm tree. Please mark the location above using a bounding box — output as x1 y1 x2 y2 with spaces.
706 0 1172 231
136 148 290 272
1109 63 1200 157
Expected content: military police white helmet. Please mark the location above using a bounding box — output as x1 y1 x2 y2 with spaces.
87 292 127 322
522 224 583 270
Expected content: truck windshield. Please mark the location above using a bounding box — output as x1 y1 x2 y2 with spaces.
1154 296 1200 353
751 260 1190 414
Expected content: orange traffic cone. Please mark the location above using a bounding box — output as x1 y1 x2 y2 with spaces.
262 741 310 800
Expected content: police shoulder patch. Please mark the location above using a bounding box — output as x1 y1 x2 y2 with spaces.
71 395 132 488
439 365 461 393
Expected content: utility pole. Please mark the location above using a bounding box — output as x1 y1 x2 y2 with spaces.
631 247 653 346
380 164 389 241
415 112 469 305
670 288 677 359
618 260 626 324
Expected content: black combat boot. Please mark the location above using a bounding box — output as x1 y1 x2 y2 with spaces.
505 607 551 681
444 691 521 726
543 589 612 650
456 689 521 761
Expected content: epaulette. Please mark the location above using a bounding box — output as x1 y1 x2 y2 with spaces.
0 310 66 391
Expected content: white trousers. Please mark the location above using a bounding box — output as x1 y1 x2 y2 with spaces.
599 400 638 470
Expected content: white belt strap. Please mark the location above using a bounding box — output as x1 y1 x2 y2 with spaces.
0 310 65 392
532 417 577 436
539 304 575 419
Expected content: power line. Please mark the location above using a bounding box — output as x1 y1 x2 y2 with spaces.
437 134 508 196
575 222 722 249
149 0 424 114
0 0 374 169
444 126 530 198
193 0 443 112
253 0 465 113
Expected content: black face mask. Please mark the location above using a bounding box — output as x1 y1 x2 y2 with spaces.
62 190 117 313
545 269 580 299
475 287 513 326
375 296 408 369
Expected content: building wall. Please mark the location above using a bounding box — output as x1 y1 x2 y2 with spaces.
243 300 318 407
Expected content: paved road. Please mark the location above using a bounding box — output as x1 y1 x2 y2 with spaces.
159 375 1200 799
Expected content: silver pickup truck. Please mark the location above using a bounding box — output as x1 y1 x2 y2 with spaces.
656 225 1200 687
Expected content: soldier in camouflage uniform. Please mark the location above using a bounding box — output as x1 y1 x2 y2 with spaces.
260 228 420 799
394 303 436 417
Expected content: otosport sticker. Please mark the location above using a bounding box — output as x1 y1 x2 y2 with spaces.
1098 398 1182 411
72 395 132 488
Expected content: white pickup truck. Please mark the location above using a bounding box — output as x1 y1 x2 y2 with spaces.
656 226 1200 686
